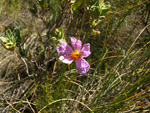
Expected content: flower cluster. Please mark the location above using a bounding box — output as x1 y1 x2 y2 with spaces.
56 37 91 75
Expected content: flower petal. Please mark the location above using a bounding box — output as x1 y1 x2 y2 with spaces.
59 56 73 64
80 43 91 57
56 41 73 54
70 37 82 50
76 58 90 75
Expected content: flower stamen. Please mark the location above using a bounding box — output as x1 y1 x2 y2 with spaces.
70 50 80 60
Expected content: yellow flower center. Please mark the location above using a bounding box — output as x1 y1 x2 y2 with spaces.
70 50 80 60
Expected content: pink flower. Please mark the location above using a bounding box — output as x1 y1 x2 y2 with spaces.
56 37 91 75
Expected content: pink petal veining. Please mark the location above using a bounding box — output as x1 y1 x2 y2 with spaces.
59 56 73 64
70 37 82 50
76 58 90 75
80 43 91 57
56 37 91 74
56 41 73 54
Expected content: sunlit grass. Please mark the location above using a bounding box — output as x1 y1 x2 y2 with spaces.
0 0 150 112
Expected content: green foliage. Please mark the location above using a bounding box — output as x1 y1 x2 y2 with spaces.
90 0 111 19
71 0 83 10
48 27 64 43
0 37 15 51
14 29 21 46
18 47 26 57
0 0 150 112
0 26 22 51
87 0 98 6
29 4 37 15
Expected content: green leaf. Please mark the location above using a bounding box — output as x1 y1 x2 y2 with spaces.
29 4 37 14
0 36 16 51
10 35 16 45
101 1 111 16
7 25 15 31
0 40 15 51
19 47 26 57
102 1 110 10
57 27 64 38
6 29 13 39
35 42 44 55
0 37 8 43
87 0 98 6
14 29 21 45
0 26 19 51
71 0 83 10
38 0 46 7
91 6 101 19
49 27 64 41
48 37 56 43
